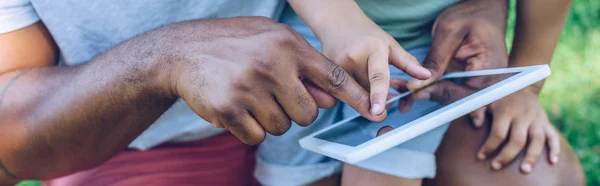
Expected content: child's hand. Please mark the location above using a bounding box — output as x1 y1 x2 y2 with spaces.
319 19 431 117
470 88 560 173
288 0 430 118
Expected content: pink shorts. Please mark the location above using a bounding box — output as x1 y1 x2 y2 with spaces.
43 132 259 186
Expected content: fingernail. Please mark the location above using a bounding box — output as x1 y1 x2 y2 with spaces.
371 103 383 116
408 79 425 88
551 155 559 164
521 163 532 173
491 161 502 170
409 64 432 77
473 117 481 125
413 91 431 100
477 153 486 160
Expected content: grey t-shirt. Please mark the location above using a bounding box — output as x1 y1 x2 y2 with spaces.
1 0 286 150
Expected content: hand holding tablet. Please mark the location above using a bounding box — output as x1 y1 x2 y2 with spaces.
300 65 551 164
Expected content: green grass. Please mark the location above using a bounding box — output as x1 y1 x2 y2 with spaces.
16 0 600 186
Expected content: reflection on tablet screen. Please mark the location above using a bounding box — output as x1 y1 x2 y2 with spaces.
315 72 517 147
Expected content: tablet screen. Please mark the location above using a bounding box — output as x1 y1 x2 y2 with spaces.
315 72 517 147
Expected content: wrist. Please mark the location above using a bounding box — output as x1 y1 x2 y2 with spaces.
463 0 508 30
117 33 179 100
291 0 372 41
524 84 543 95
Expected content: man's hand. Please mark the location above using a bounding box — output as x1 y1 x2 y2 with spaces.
155 17 380 145
0 17 377 180
407 0 508 90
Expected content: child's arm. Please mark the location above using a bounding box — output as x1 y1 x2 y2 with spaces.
509 0 571 93
288 0 431 118
474 0 571 173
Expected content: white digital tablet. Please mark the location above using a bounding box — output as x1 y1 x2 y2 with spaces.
299 65 551 164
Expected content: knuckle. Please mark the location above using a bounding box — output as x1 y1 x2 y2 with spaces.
369 73 386 84
436 17 463 34
339 50 361 66
327 65 350 91
361 36 387 50
243 134 266 146
231 78 253 92
250 59 277 76
215 102 241 119
293 88 319 125
269 24 298 42
268 114 291 136
422 56 442 71
298 106 319 126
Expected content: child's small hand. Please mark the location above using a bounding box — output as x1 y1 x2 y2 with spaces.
319 20 431 118
470 88 560 173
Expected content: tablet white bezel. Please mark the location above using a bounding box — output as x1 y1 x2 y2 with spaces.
299 65 551 164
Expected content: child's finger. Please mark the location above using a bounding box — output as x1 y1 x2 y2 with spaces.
545 124 561 164
469 106 488 129
491 120 530 170
521 124 546 174
367 48 391 117
389 45 431 80
477 110 511 160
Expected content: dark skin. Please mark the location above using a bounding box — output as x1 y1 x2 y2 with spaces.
426 116 586 186
310 81 586 186
313 0 583 185
0 17 392 183
404 81 585 186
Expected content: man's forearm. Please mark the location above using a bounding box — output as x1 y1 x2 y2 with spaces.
0 34 176 180
509 0 571 93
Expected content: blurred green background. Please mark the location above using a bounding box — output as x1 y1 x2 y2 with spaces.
505 0 599 185
16 0 599 185
529 0 598 185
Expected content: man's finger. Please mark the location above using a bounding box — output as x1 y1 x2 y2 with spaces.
304 80 337 109
407 23 468 90
300 49 384 122
225 112 266 145
274 79 319 126
367 48 391 117
521 124 546 174
249 95 292 135
389 45 431 80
